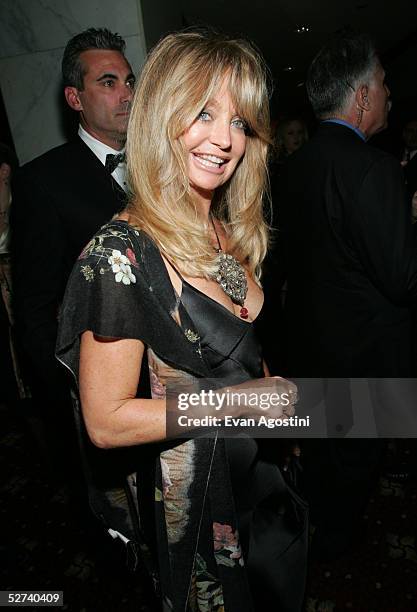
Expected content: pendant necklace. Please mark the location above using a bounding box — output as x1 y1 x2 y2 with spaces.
210 214 249 319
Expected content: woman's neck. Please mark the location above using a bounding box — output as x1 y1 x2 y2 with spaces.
191 186 213 222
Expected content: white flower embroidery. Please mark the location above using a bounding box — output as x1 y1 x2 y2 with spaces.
108 249 136 285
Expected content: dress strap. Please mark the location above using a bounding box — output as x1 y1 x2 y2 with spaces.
164 257 185 282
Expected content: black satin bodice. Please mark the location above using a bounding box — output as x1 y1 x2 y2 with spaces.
179 277 264 382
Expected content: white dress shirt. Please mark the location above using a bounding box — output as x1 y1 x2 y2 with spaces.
78 125 127 191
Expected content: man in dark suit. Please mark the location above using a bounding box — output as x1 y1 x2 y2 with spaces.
11 28 135 480
277 31 417 557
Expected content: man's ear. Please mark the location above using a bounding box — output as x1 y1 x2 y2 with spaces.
356 85 370 112
64 86 83 111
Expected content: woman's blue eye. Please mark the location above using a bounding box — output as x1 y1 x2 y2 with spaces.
232 118 247 130
199 110 211 121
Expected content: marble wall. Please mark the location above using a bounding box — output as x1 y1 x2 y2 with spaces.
0 0 147 164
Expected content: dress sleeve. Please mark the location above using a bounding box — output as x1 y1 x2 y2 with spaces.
56 223 153 382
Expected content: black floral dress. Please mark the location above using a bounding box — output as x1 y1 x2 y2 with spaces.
56 220 308 612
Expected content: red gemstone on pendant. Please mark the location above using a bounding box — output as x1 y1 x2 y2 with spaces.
240 307 249 319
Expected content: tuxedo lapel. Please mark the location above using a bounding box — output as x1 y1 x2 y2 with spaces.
73 138 127 210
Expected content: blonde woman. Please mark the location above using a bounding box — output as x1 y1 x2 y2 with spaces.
57 31 307 611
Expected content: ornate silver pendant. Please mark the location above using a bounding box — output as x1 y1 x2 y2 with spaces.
215 252 248 306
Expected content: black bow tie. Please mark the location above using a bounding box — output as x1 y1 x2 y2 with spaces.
105 152 126 174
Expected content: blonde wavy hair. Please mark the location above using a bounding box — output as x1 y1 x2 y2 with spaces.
126 30 272 281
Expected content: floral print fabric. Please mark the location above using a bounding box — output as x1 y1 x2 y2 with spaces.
57 221 254 611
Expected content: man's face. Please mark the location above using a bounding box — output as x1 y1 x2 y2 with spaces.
366 62 391 137
67 49 135 149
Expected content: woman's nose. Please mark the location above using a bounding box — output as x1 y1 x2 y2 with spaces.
209 119 231 149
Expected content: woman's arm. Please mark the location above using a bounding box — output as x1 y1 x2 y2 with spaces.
79 331 166 448
79 334 298 450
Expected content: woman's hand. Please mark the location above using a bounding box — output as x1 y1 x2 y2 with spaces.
218 375 298 421
166 375 298 439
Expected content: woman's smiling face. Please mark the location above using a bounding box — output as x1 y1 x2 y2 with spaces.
181 78 247 199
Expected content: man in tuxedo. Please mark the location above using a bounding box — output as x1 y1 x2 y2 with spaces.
278 31 417 557
11 28 135 480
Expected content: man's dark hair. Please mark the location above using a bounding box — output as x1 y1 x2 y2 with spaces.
306 30 378 119
62 27 126 90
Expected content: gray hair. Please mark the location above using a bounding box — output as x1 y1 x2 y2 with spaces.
306 31 378 119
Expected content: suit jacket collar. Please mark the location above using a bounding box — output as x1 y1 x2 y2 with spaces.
78 124 125 162
321 119 366 141
74 137 126 201
318 120 365 141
